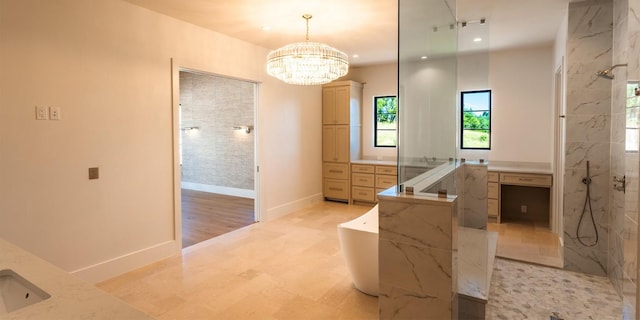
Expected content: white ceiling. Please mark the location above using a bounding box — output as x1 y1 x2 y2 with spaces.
123 0 569 67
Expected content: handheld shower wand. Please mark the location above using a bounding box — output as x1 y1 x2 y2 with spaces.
576 161 598 247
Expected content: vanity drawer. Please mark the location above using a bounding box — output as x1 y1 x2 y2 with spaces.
352 186 375 202
488 182 499 199
500 173 552 187
488 171 499 183
324 179 349 199
376 175 396 189
376 165 397 175
323 163 349 179
352 164 375 174
488 199 499 217
352 173 374 187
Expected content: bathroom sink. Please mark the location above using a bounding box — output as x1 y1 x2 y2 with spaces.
0 269 50 314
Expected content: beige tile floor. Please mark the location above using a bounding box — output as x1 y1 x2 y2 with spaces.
487 220 563 268
98 201 624 319
98 201 378 320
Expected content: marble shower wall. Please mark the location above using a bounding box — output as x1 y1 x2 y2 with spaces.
179 71 255 190
609 0 628 299
564 0 613 276
622 0 640 316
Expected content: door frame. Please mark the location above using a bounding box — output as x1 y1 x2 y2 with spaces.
170 58 261 249
553 60 565 248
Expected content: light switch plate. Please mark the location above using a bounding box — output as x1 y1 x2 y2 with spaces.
35 106 47 120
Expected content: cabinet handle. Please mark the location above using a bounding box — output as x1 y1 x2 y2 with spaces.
359 192 367 196
329 170 342 173
329 187 342 191
519 178 533 182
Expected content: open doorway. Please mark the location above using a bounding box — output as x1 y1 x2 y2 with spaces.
178 69 258 248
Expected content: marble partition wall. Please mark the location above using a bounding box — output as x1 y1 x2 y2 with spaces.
609 0 628 298
461 163 488 229
622 0 640 315
564 0 613 276
378 190 458 320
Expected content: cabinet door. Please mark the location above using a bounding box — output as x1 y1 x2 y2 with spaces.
323 125 349 162
334 86 350 124
323 126 337 162
335 125 350 162
323 86 350 125
322 88 336 125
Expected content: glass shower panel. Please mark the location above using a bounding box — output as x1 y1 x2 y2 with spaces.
398 0 458 191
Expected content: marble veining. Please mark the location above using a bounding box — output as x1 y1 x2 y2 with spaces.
0 238 153 319
564 0 613 276
462 164 488 229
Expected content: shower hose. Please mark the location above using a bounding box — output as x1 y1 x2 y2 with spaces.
576 160 598 247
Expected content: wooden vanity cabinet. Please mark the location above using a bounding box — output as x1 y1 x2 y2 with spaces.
351 163 397 204
322 81 362 202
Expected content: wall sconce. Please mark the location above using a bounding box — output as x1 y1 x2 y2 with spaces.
233 125 253 134
181 126 199 132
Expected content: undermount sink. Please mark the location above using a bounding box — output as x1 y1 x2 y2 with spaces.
0 269 50 314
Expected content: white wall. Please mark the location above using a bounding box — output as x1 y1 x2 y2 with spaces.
458 45 555 163
346 63 398 160
0 0 322 282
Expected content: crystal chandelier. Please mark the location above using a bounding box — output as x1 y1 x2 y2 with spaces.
266 14 349 85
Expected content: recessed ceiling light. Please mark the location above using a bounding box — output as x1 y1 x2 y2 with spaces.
262 25 271 31
352 54 359 58
421 56 428 60
473 37 482 42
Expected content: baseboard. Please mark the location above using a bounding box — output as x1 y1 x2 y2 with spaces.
71 240 178 284
181 182 255 199
265 193 324 221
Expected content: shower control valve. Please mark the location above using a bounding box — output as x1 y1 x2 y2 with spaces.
613 175 626 193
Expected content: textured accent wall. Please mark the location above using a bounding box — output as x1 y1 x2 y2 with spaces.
179 71 255 192
563 0 613 276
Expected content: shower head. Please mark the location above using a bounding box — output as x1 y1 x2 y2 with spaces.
595 63 628 80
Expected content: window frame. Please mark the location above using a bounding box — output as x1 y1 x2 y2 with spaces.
374 95 398 148
460 89 492 150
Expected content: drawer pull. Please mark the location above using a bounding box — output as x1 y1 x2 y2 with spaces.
519 178 533 182
329 187 343 191
359 192 367 196
329 170 343 173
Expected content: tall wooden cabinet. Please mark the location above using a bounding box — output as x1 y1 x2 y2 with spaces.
322 81 362 202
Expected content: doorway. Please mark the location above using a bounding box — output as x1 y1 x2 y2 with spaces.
176 68 259 248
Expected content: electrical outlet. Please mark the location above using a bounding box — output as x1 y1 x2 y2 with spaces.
35 106 47 120
49 107 61 120
521 205 527 214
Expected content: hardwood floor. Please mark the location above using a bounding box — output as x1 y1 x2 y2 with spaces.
182 189 255 248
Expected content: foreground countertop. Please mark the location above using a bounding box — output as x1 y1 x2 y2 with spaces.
487 161 553 175
350 159 397 166
0 238 153 320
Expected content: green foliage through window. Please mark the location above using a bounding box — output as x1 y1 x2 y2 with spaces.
461 90 491 149
375 96 397 147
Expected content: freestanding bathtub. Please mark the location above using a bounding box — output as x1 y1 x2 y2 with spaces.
337 205 379 296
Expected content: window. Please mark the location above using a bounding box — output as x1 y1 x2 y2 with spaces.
461 90 491 149
374 96 398 147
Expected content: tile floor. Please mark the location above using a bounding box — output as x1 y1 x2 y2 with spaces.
487 258 622 319
488 220 563 268
98 202 378 320
99 202 622 319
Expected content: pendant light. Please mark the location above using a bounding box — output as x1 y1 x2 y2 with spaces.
266 14 349 85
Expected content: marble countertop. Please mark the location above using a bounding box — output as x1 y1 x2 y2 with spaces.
487 161 553 174
0 238 153 320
